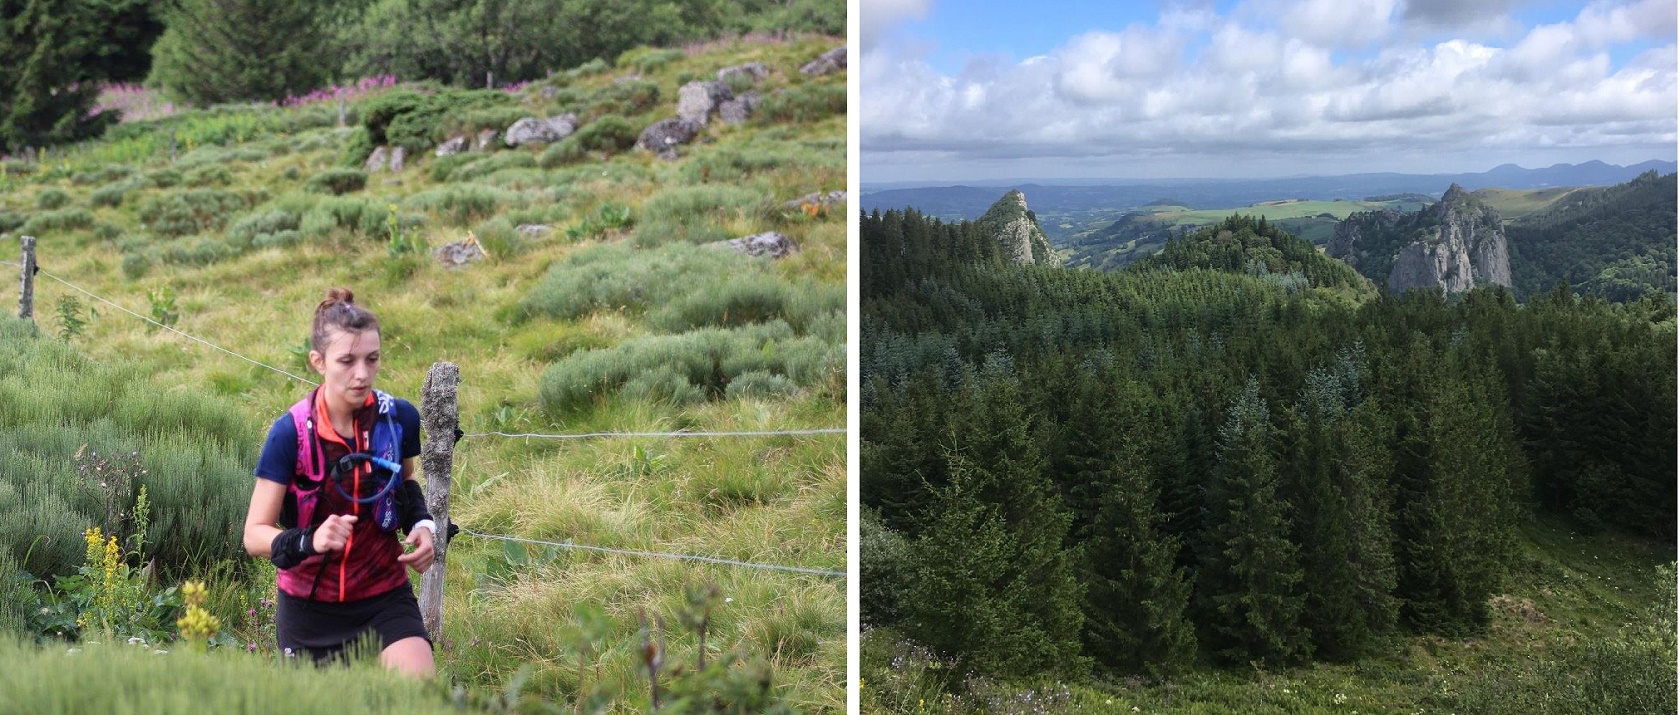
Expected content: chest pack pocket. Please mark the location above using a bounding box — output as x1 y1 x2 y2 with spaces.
284 389 403 533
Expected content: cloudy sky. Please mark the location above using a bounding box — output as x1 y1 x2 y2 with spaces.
861 0 1678 182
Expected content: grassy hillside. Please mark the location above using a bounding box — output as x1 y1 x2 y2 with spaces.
0 35 844 713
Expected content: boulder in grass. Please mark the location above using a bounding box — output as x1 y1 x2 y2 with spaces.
717 91 762 125
800 46 846 76
706 231 798 259
717 62 770 85
635 118 702 153
364 146 389 173
433 234 486 267
475 129 498 152
677 81 733 125
516 224 552 238
785 190 847 211
436 136 468 156
389 146 406 172
505 116 576 147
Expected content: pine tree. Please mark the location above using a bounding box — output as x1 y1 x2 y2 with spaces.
147 0 330 105
1081 442 1197 677
0 0 118 153
1198 378 1311 665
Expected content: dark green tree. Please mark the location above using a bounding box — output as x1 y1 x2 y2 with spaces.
1198 378 1311 665
0 0 118 153
147 0 330 105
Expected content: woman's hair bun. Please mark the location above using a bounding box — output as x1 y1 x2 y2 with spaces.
316 288 355 316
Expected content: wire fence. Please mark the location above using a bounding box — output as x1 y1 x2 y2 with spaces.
7 253 848 581
458 526 845 578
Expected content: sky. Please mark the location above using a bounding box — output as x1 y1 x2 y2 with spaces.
861 0 1678 182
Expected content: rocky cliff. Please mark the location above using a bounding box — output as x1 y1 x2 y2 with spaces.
1326 184 1510 294
976 190 1061 267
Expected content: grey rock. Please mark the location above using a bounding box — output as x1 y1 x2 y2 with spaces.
717 62 770 85
475 130 497 152
515 224 552 238
505 115 576 147
784 190 846 210
541 85 558 99
364 146 388 173
435 136 468 157
800 46 846 76
1328 184 1511 295
389 146 406 172
976 190 1060 266
677 81 733 125
707 231 798 258
717 91 761 125
433 237 486 267
636 118 703 153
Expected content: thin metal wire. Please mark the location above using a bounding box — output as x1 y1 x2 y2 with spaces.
457 526 846 578
462 428 845 440
17 263 318 386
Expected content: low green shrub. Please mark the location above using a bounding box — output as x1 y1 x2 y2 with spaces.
21 208 96 235
439 152 536 183
636 184 761 247
37 189 70 210
536 321 833 413
90 179 142 208
184 164 233 187
620 365 707 407
538 140 586 168
69 164 133 186
339 126 375 168
616 46 683 74
405 184 521 226
159 235 235 266
582 81 660 119
137 189 251 237
299 196 393 239
304 168 368 195
471 216 522 259
755 84 846 123
520 243 734 320
0 211 24 234
573 116 638 153
564 57 610 80
725 370 798 400
226 208 302 249
650 274 844 334
681 139 843 184
146 168 181 188
427 153 474 182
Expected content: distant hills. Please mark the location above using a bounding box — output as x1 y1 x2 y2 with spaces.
860 160 1678 223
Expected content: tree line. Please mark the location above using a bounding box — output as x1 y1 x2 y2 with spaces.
860 207 1676 678
0 0 842 154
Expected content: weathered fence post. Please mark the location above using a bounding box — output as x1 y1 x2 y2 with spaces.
418 361 460 642
18 235 35 321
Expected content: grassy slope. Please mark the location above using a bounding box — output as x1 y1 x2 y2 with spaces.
0 36 844 713
863 513 1676 714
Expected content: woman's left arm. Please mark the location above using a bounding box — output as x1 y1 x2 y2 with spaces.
396 457 434 573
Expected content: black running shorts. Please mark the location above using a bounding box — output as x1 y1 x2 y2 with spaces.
276 584 431 664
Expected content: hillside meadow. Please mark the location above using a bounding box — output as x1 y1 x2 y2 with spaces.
0 35 845 713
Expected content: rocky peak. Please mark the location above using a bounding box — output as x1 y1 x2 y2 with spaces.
1326 185 1512 294
977 190 1060 267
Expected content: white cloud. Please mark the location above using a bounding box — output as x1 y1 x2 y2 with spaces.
862 0 1678 179
862 0 933 50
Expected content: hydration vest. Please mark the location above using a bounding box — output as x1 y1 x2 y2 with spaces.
277 388 409 602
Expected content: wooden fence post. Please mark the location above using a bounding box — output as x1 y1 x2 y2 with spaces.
418 361 460 642
18 235 35 321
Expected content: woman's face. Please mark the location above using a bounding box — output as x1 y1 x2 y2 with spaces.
309 327 381 410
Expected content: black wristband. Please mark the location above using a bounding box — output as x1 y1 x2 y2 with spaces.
269 526 317 570
395 479 433 533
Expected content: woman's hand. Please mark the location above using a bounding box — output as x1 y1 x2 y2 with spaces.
313 514 358 553
399 525 434 573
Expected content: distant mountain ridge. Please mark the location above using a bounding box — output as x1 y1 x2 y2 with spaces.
860 161 1678 220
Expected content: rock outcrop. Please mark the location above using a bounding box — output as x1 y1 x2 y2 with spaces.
504 115 578 147
677 81 733 125
976 189 1060 266
800 46 846 76
707 231 797 258
1326 184 1511 294
635 118 703 158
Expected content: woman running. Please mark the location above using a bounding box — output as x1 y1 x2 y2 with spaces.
243 288 436 677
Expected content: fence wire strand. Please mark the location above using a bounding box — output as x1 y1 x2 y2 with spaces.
463 428 845 440
457 526 846 578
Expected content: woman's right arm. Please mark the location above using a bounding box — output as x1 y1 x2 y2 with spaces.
243 479 288 558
